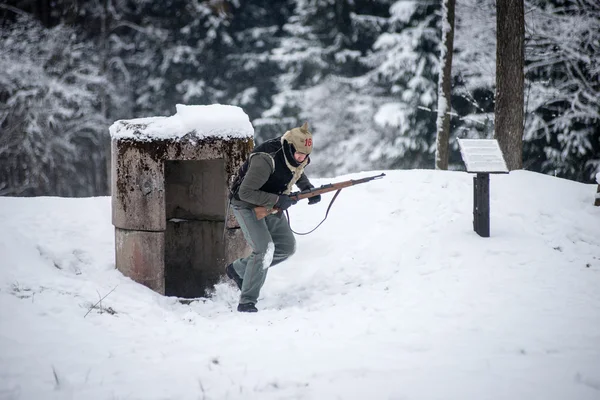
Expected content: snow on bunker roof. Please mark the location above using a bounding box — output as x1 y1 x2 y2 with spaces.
109 104 254 141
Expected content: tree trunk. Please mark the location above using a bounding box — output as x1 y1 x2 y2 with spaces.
495 0 524 170
102 0 112 195
435 0 456 170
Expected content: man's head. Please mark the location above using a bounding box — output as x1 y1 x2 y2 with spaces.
282 122 313 167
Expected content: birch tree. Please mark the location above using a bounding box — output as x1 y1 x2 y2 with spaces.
435 0 456 170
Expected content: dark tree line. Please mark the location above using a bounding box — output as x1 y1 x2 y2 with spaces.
0 0 598 196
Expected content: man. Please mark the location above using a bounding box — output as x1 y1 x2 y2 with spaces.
226 122 321 312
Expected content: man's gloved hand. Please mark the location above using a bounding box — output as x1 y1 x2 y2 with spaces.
275 194 297 211
308 195 321 205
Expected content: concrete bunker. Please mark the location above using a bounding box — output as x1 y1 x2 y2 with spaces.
110 104 253 297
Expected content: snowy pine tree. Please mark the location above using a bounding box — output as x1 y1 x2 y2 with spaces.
0 16 118 196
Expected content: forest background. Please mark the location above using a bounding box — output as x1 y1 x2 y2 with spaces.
1 0 598 197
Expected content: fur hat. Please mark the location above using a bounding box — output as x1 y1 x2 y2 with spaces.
282 122 313 155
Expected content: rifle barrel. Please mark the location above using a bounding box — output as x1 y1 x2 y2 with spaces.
292 173 385 200
351 173 386 184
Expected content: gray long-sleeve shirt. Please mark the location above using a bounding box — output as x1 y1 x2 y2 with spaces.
232 153 312 208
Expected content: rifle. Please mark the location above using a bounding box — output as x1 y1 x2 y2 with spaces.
254 173 386 220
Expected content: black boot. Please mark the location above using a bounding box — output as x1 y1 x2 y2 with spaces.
237 303 258 313
225 263 243 290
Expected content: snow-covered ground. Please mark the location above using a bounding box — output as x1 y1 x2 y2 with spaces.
1 170 599 400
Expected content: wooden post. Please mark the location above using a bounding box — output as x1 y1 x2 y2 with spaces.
473 173 490 237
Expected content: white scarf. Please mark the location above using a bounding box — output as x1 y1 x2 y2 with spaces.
279 137 310 195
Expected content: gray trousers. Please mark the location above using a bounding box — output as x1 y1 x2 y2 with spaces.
231 206 296 305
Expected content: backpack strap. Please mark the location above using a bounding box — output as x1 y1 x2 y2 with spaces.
229 152 275 200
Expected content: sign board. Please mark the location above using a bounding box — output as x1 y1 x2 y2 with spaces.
458 139 508 173
457 139 509 238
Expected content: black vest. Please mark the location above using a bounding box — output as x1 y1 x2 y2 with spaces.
230 137 309 199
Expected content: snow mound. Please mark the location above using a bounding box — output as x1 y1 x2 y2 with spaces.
1 170 599 399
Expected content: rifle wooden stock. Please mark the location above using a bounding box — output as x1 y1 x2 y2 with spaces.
253 173 385 220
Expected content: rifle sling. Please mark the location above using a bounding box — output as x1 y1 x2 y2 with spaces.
285 189 342 235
